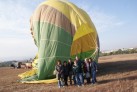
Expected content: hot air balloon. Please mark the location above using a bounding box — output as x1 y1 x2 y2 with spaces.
19 0 99 83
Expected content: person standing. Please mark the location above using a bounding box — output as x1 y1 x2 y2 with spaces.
83 58 91 84
90 58 98 84
72 60 79 87
75 56 84 86
62 61 69 86
55 60 64 88
68 58 74 85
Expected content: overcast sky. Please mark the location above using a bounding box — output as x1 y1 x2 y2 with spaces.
0 0 137 61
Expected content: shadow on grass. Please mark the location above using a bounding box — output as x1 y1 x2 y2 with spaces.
98 59 137 76
98 75 137 84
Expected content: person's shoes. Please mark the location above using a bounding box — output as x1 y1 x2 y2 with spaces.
91 83 95 85
87 83 90 85
95 82 98 85
82 84 84 86
58 86 61 88
77 85 80 87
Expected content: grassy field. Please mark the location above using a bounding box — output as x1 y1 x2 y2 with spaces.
0 54 137 92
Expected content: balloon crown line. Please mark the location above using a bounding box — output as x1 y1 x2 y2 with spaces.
47 0 69 1
47 0 68 1
46 0 69 3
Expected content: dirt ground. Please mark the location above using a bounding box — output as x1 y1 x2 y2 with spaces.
0 54 137 92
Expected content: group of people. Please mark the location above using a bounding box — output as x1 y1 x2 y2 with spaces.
55 56 98 88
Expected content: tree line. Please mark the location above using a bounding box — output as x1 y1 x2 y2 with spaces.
100 48 137 56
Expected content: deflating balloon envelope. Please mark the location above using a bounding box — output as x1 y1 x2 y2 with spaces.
19 0 99 82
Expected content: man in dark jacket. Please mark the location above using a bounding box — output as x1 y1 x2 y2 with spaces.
74 56 84 86
68 58 74 85
62 61 69 86
90 58 98 84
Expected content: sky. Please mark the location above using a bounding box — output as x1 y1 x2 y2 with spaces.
0 0 137 61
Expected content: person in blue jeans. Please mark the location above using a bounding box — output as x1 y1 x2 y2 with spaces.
73 75 76 85
55 60 64 88
89 58 98 84
73 56 84 87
